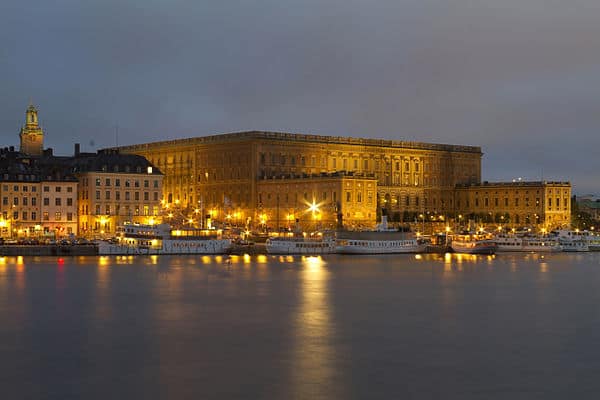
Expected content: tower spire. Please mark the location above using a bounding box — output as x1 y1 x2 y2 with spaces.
19 102 44 156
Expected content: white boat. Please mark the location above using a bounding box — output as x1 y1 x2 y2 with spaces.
494 234 562 252
450 233 497 255
551 230 590 252
97 223 232 255
335 216 428 254
265 235 336 255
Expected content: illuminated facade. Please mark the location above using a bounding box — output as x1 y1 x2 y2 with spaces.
19 103 45 156
454 181 571 230
0 150 78 238
69 150 164 237
117 131 482 229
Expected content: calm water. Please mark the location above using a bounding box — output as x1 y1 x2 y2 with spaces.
1 252 600 399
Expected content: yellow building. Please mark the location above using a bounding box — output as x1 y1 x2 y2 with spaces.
0 150 79 239
256 173 378 230
454 181 571 230
116 131 482 230
71 150 164 237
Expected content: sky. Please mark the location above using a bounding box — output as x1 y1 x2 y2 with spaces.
1 0 599 193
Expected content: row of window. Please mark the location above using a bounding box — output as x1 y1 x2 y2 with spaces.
86 191 160 201
259 154 423 172
2 197 74 207
81 205 159 216
3 211 73 221
460 197 568 209
85 178 159 188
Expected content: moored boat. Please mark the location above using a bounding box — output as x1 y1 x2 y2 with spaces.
265 234 336 255
450 232 496 255
494 234 562 252
97 223 232 255
335 216 427 254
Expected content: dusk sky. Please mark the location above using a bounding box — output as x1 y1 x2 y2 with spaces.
2 0 599 193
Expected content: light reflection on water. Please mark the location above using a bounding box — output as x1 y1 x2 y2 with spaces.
0 253 600 398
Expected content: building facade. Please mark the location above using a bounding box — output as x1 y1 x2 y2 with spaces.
69 150 164 238
116 131 482 230
454 181 571 230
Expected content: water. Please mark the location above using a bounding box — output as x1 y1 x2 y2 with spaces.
1 253 600 399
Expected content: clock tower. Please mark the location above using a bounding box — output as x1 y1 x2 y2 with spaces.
19 103 44 156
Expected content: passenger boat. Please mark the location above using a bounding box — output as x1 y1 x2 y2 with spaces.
494 234 562 252
265 234 336 255
449 232 497 255
97 223 232 255
551 230 590 252
335 215 428 254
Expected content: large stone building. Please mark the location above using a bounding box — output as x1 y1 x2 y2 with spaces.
116 131 482 230
67 147 164 237
0 149 78 239
454 181 571 230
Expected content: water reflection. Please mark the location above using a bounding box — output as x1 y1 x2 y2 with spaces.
289 256 344 398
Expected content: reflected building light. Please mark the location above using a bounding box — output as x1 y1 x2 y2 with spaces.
257 255 268 264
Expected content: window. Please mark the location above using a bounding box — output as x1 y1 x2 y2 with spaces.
44 186 50 192
23 197 28 206
105 178 111 186
13 185 18 192
357 192 362 202
125 192 130 201
22 212 27 221
144 192 149 201
125 180 130 188
95 178 101 186
144 180 149 188
43 212 49 221
67 212 73 221
346 192 351 202
153 192 158 201
31 212 36 220
134 180 140 188
32 186 37 192
135 192 139 201
2 197 7 206
13 197 18 206
67 198 73 206
67 187 73 193
116 179 121 187
105 205 110 214
43 197 49 206
96 191 100 200
13 211 18 220
56 187 61 192
55 198 61 206
55 212 61 221
153 180 159 188
23 186 28 192
105 191 110 200
116 191 120 201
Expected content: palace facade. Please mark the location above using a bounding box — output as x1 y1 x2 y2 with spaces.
117 131 482 229
454 181 571 230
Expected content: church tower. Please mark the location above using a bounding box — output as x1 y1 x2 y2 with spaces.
19 103 44 156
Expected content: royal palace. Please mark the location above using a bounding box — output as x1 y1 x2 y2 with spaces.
0 105 571 239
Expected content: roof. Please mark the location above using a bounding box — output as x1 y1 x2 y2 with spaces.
114 130 482 154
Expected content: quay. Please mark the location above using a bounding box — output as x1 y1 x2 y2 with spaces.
0 244 98 256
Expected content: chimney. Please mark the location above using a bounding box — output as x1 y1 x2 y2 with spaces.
74 143 80 157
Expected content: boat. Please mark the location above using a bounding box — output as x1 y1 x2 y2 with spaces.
449 232 497 255
550 229 590 252
494 234 562 252
97 223 232 255
335 215 428 254
265 234 336 255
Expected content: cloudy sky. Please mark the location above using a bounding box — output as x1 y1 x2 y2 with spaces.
2 0 599 193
